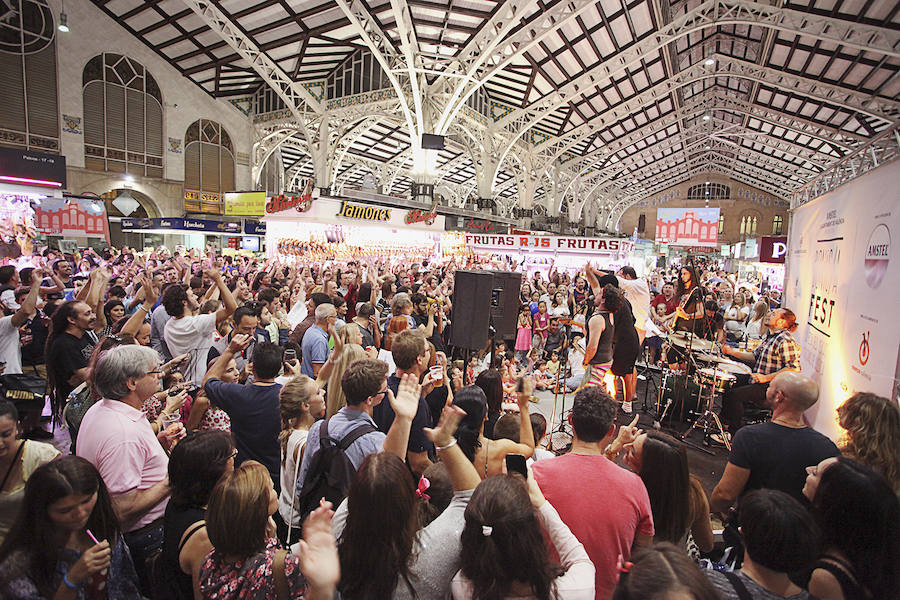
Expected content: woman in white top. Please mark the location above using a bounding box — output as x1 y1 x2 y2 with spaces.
452 469 595 599
724 292 750 334
277 375 323 543
549 291 570 318
0 401 60 544
744 300 769 339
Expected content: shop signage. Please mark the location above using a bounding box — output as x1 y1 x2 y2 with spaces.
0 147 66 188
184 190 221 203
121 217 241 234
759 236 788 263
224 191 266 216
448 217 509 234
336 200 391 222
465 234 633 254
266 193 312 214
405 208 437 225
244 222 266 235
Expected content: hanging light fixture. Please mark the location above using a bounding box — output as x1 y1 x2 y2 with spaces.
112 190 140 216
58 1 69 32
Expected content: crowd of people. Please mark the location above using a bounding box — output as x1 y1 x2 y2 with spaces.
0 243 897 600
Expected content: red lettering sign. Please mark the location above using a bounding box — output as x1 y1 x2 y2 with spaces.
405 209 437 225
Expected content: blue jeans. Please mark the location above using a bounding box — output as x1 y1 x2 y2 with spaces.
123 519 164 597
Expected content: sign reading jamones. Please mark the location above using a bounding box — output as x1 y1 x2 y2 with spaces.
466 234 634 254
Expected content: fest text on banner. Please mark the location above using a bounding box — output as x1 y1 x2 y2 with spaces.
783 159 900 440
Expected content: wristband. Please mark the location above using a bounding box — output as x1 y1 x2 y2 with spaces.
435 438 458 451
137 304 150 313
63 571 83 589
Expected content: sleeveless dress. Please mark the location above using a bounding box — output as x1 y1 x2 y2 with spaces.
515 321 533 351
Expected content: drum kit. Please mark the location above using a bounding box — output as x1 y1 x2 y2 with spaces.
656 331 751 451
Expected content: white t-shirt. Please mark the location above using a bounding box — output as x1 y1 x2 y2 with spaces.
164 313 217 384
279 428 309 527
0 289 19 312
618 278 651 332
0 316 22 375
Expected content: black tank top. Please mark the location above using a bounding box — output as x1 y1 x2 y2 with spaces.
588 312 614 365
161 503 206 599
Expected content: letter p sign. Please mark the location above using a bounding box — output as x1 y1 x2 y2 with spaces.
761 236 788 264
773 242 787 260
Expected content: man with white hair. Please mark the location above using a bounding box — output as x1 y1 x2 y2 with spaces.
301 302 337 377
76 344 186 594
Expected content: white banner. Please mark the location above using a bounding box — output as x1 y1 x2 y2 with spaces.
783 160 900 440
465 233 634 256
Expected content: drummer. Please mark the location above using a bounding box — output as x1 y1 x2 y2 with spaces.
713 308 802 443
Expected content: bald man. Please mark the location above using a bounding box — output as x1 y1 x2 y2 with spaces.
711 371 840 511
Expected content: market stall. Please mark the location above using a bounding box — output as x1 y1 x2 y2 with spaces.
264 193 445 262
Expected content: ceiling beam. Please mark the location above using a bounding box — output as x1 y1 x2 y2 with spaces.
180 0 323 118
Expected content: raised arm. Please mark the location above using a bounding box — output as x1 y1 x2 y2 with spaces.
208 269 237 323
120 273 157 337
425 405 480 491
382 374 422 459
11 267 44 327
203 333 251 386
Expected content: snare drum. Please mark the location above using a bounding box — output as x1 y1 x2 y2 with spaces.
696 367 737 392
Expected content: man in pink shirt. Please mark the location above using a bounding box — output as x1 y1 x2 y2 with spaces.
533 386 654 600
77 344 181 595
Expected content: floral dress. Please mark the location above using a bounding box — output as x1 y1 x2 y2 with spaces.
200 538 306 599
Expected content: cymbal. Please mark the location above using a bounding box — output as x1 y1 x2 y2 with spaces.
694 352 733 364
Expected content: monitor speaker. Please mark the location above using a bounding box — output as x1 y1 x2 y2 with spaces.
450 270 521 349
450 270 493 350
487 270 522 340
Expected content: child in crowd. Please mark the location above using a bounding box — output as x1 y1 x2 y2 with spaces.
533 361 552 390
515 306 533 364
545 350 561 377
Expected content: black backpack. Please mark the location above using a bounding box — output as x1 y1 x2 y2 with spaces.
297 417 375 520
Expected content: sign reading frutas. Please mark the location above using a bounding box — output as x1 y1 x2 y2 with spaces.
337 200 391 222
465 234 634 254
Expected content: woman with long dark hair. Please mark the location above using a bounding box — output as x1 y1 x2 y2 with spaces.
671 265 704 335
161 430 235 599
621 432 714 556
612 542 720 600
0 456 141 598
335 405 481 599
453 384 535 478
452 471 594 599
803 456 899 600
474 369 504 439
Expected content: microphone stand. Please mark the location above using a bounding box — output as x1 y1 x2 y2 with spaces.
550 322 573 451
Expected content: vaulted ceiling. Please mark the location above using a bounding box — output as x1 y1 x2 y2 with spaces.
92 0 900 224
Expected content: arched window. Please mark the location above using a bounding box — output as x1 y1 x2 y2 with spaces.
83 54 163 177
0 0 59 151
184 119 235 214
740 214 759 235
637 213 646 233
718 214 725 235
772 215 784 235
687 182 730 200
